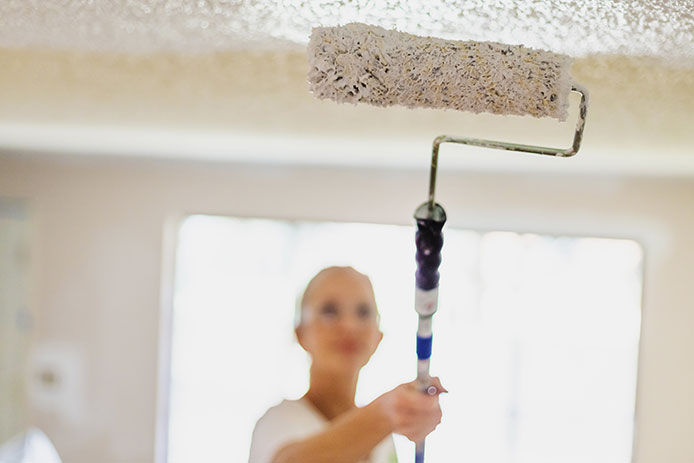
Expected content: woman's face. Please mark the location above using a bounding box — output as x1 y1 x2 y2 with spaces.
296 269 383 374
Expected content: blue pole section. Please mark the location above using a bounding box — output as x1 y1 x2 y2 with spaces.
413 202 446 463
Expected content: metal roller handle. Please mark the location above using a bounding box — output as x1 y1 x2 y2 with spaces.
426 84 588 206
413 202 447 463
410 83 587 463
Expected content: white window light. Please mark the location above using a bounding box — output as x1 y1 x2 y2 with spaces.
163 215 642 463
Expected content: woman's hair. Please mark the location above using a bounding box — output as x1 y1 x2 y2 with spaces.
294 266 375 328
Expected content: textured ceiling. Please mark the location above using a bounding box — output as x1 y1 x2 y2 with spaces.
0 1 692 175
0 0 693 65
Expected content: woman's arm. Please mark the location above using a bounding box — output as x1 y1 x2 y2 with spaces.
273 397 391 463
272 379 445 463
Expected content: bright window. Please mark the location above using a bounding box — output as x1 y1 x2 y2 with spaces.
166 215 642 463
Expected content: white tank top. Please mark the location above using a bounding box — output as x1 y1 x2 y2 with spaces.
248 398 398 463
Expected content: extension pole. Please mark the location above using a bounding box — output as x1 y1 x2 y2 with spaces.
413 201 446 463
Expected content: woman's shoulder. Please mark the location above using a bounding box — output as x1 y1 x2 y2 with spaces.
256 397 324 428
250 397 326 462
249 399 320 463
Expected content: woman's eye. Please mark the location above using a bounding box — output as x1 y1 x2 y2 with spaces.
357 303 374 319
319 302 338 318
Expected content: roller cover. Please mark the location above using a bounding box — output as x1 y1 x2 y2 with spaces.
308 22 573 120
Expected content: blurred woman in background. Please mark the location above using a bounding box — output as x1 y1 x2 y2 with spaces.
249 266 445 463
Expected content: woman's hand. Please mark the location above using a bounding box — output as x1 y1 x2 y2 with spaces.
375 377 446 442
270 378 446 463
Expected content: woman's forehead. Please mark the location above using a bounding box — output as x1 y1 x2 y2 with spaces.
305 269 375 303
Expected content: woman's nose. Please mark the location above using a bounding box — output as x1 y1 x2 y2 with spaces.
338 313 362 332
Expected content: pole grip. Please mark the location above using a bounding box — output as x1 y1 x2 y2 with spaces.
412 204 446 463
415 216 445 291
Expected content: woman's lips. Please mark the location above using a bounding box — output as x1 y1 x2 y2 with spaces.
336 340 360 354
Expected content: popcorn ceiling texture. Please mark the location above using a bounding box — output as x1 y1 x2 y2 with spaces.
0 0 692 66
308 23 573 120
0 2 691 169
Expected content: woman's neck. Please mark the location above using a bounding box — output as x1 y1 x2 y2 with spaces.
304 364 359 420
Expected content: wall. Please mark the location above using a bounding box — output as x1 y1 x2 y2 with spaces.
0 152 692 463
0 198 31 443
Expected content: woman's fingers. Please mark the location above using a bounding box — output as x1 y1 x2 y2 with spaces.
397 388 438 413
393 390 442 441
429 376 448 394
404 376 448 395
397 407 442 442
381 378 445 442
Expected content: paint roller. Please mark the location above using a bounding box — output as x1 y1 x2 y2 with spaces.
307 22 589 463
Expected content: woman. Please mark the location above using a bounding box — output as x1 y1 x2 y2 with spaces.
249 266 446 463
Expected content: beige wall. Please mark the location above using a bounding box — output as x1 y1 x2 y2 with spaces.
1 152 693 463
0 198 31 443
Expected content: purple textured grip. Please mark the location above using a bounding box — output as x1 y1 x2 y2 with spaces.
415 217 445 291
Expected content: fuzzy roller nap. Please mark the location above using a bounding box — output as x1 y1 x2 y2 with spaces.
308 22 574 120
307 22 588 463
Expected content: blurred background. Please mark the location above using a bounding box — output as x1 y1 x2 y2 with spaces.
0 1 692 462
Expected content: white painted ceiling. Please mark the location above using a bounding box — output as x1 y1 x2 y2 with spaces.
0 1 692 175
1 0 693 63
